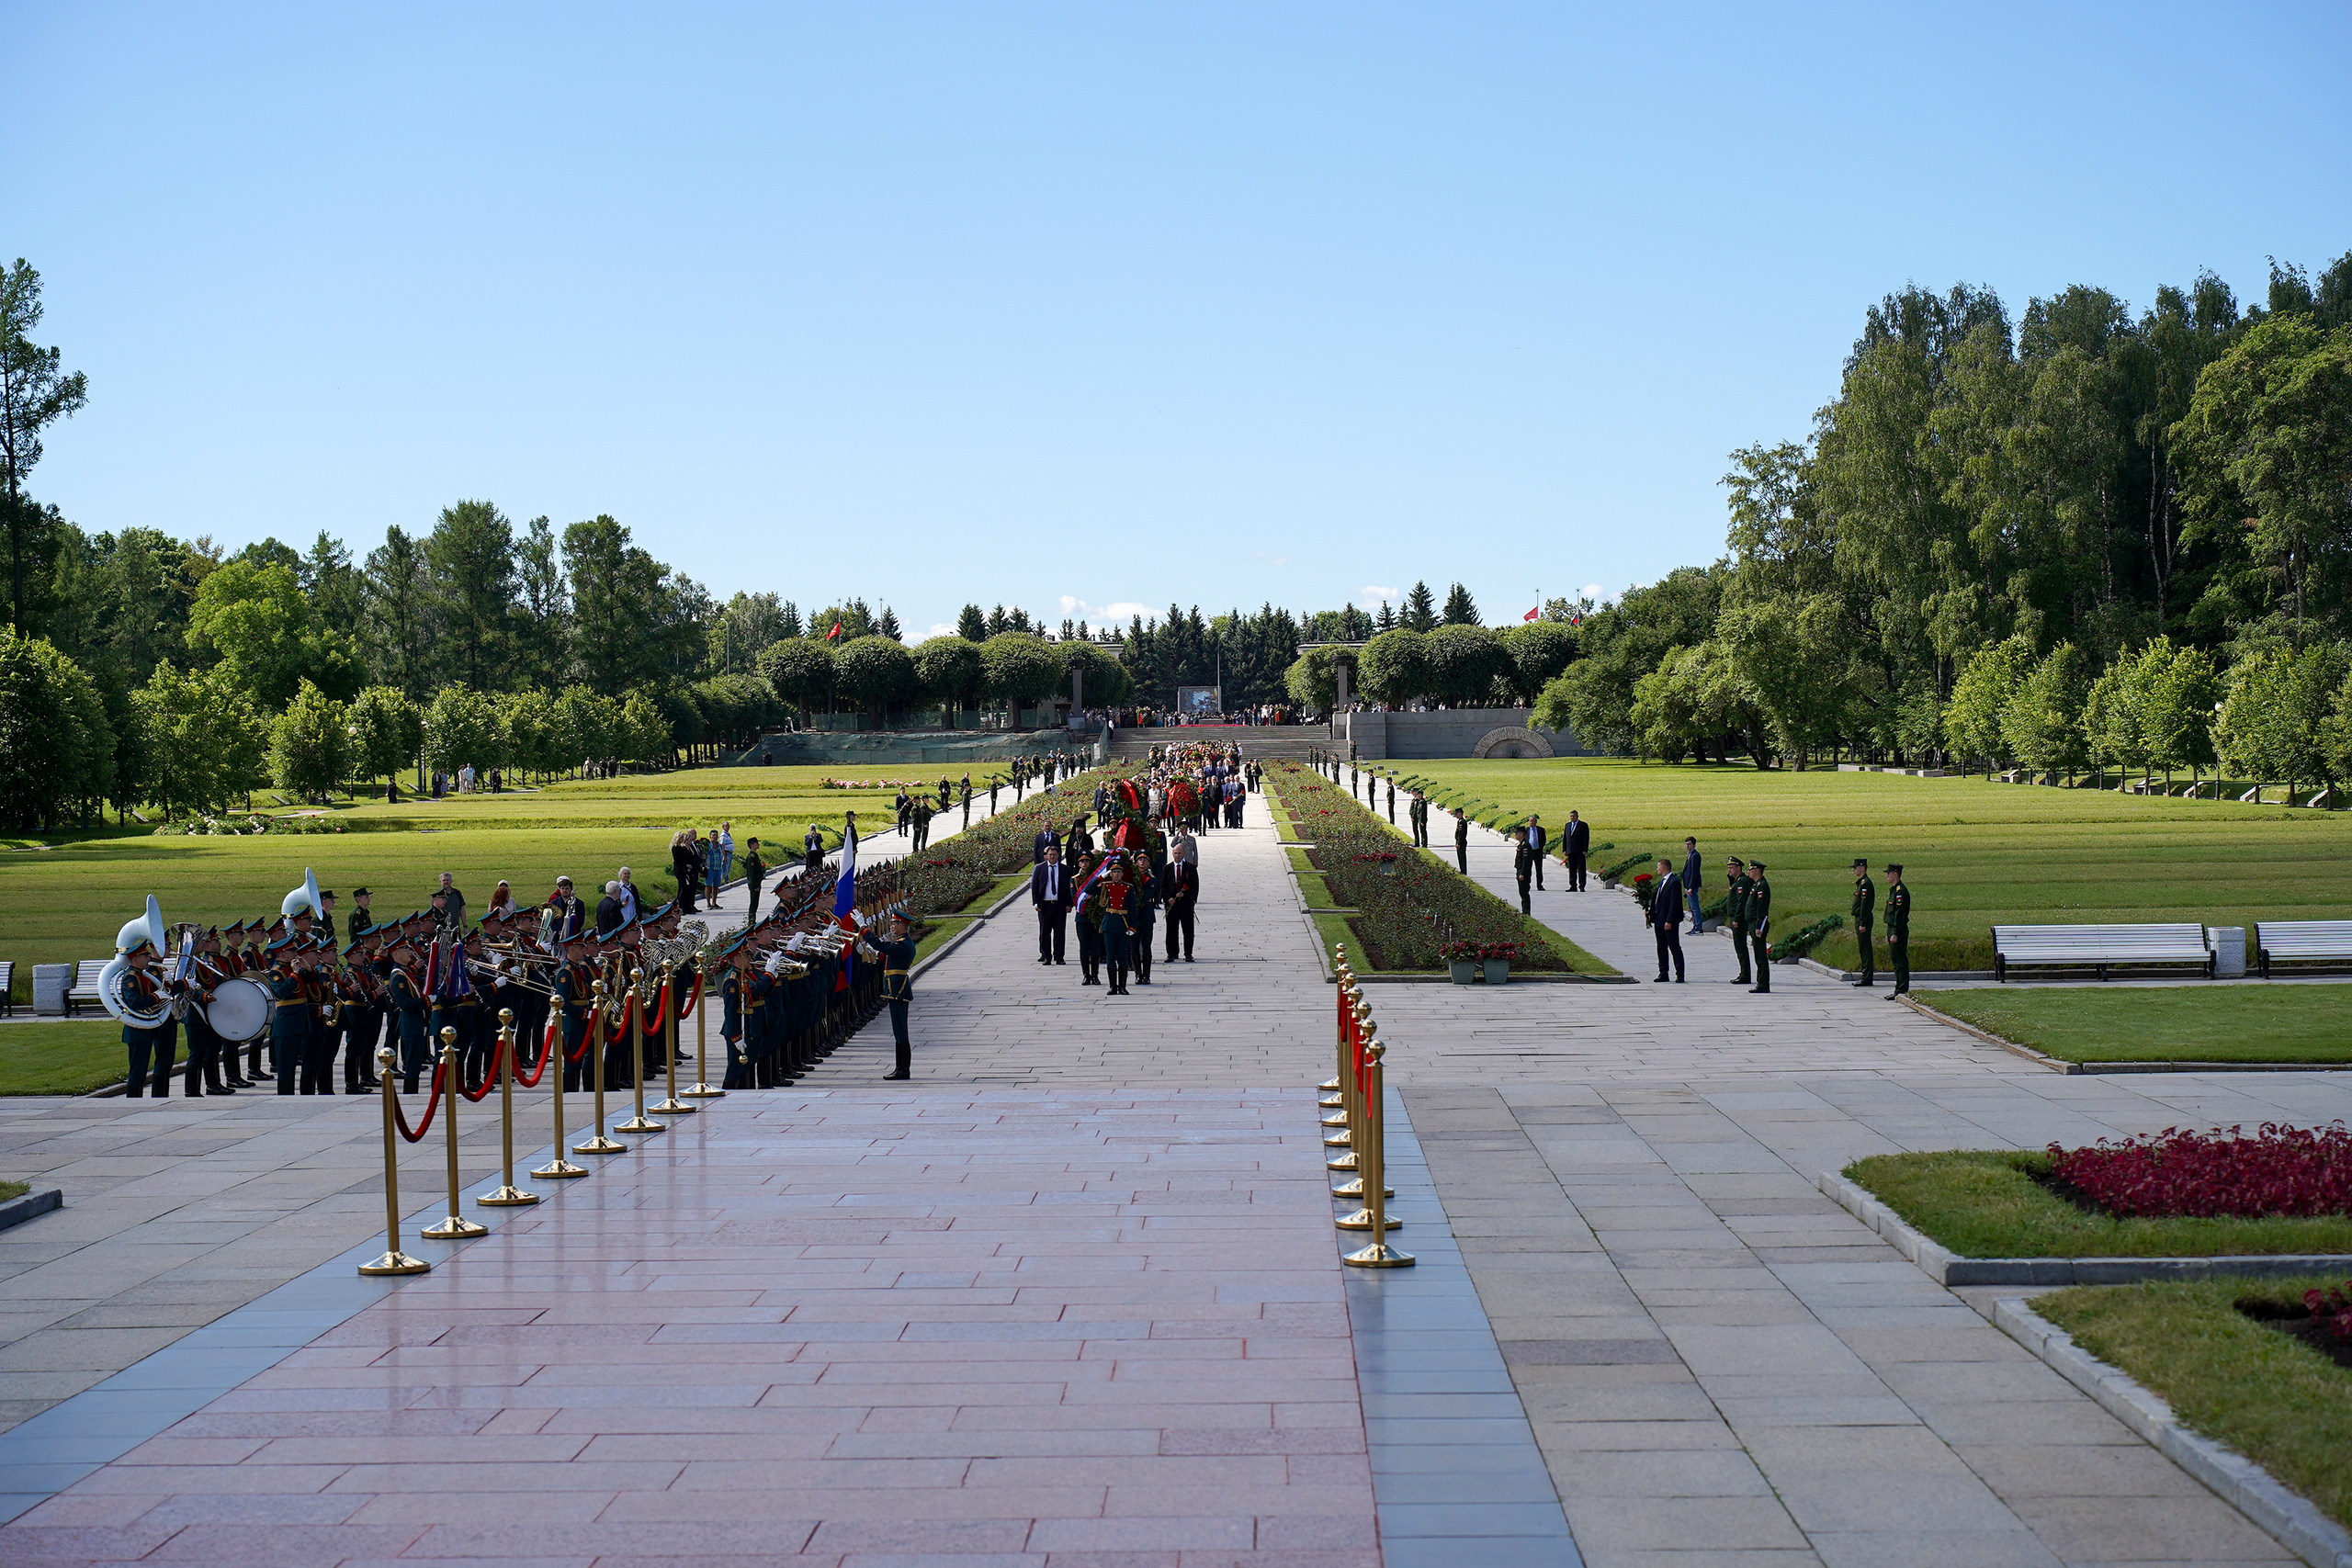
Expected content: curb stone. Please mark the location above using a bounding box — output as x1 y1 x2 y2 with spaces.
0 1188 61 1232
1992 1297 2352 1568
1814 1169 2352 1286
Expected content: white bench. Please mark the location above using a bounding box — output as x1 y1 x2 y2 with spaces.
64 959 111 1018
0 959 13 1017
1992 924 2214 983
2255 920 2352 978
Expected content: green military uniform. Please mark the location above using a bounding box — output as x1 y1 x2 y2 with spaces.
1849 862 1876 987
871 925 916 1080
1747 866 1772 994
1885 871 1911 995
1725 862 1750 985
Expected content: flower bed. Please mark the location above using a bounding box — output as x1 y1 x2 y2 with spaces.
2050 1122 2351 1220
888 763 1128 918
1264 762 1605 974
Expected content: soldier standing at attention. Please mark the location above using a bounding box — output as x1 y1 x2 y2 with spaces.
859 908 918 1079
1745 861 1772 995
1511 826 1536 916
1724 857 1749 985
1385 777 1396 825
1883 864 1911 998
1452 807 1470 874
741 838 766 925
1849 857 1876 987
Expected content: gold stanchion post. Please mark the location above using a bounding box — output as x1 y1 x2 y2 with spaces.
357 1045 429 1276
650 958 693 1115
477 1010 539 1208
684 952 723 1099
614 967 664 1134
574 981 627 1155
536 999 589 1179
1343 1040 1412 1268
1335 1017 1397 1224
420 1028 487 1240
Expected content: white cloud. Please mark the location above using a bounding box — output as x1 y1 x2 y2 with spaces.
925 623 960 639
1057 595 1156 625
1357 584 1398 605
1250 550 1294 566
1581 583 1606 604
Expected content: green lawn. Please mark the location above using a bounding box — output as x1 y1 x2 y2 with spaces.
1 1022 130 1096
1396 758 2352 972
1913 986 2352 1064
0 764 1012 999
0 1179 28 1201
1845 1150 2352 1258
2038 1280 2352 1531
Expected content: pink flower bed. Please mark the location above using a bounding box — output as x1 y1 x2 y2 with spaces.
2047 1121 2351 1219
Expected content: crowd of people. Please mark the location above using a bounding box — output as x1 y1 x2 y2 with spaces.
1021 742 1245 993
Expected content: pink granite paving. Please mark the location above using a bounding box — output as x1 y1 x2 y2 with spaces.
1 1088 1377 1567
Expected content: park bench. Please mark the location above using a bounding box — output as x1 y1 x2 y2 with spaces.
65 960 111 1017
1991 923 2214 983
0 959 13 1017
2254 920 2352 978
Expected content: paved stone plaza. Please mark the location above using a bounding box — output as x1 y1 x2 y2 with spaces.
4 786 2349 1565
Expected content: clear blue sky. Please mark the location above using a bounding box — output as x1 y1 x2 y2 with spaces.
17 2 2350 638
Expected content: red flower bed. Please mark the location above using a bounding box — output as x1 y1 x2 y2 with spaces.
2048 1121 2352 1219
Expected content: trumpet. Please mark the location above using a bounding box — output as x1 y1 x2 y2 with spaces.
466 955 561 999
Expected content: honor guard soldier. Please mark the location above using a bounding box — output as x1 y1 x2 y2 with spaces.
267 936 311 1093
1849 858 1876 987
859 907 918 1079
387 933 433 1093
1883 864 1911 997
554 932 595 1092
1744 861 1772 995
1452 808 1470 874
1723 858 1750 985
1511 827 1536 917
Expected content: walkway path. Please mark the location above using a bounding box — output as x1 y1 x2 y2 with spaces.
6 783 2352 1566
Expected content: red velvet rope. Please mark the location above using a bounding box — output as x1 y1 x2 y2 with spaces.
458 1033 503 1102
674 969 704 1020
640 978 671 1034
390 1060 446 1144
599 992 637 1044
514 1018 558 1088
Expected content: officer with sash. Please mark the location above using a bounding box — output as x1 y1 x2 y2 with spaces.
858 906 917 1079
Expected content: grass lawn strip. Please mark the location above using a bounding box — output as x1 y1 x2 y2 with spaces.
1387 757 2352 974
2032 1280 2352 1535
1844 1150 2352 1259
0 1179 28 1202
1911 987 2352 1066
1262 766 1615 976
1 1022 133 1096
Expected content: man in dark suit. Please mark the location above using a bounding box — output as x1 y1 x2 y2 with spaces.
1031 846 1070 964
1033 824 1060 864
1563 810 1591 891
1162 857 1200 962
1525 816 1547 890
594 881 627 938
1646 857 1686 983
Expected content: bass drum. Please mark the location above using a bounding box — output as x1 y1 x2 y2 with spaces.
200 976 275 1043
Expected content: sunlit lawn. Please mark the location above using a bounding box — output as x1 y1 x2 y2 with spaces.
1396 758 2352 972
0 764 1010 987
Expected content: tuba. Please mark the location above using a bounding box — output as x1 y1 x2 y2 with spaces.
98 896 175 1031
282 867 322 922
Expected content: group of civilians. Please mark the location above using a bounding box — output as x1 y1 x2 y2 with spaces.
667 823 738 913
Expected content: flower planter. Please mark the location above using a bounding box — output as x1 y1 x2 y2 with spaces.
1449 960 1478 986
1483 958 1510 986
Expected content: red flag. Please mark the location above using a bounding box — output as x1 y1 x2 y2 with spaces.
827 620 842 640
1522 606 1540 622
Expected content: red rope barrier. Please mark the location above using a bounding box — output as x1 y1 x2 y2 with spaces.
514 1018 559 1088
640 978 671 1034
458 1034 503 1102
674 969 704 1020
390 1061 446 1144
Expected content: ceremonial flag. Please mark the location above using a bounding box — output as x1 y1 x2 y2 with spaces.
831 825 857 989
1523 605 1540 622
826 620 842 640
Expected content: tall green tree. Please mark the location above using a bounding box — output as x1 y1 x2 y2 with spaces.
268 680 352 801
956 604 988 641
187 558 362 706
425 500 519 689
913 635 983 721
513 514 570 689
347 685 423 784
1 261 87 629
758 638 835 725
361 526 433 699
1401 581 1438 633
1440 583 1480 626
